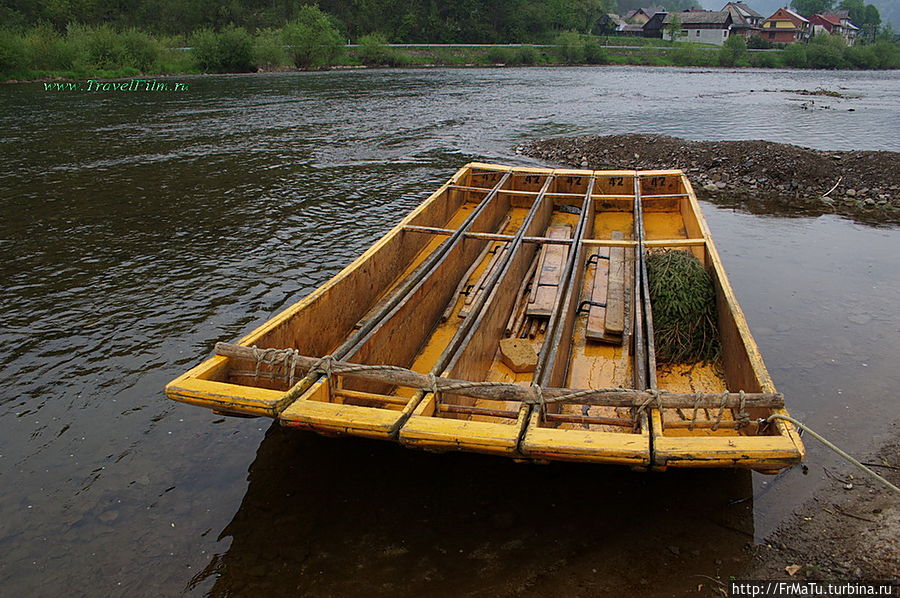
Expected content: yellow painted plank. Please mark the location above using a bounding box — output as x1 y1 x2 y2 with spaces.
165 378 284 417
399 413 524 455
280 397 408 439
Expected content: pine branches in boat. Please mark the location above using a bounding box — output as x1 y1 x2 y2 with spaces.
647 249 720 364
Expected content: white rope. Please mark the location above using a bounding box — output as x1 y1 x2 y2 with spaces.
768 414 900 495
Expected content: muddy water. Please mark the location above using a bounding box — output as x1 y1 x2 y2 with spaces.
1 67 898 596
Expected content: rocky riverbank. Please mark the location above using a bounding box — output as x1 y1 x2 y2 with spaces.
747 433 900 582
519 135 900 223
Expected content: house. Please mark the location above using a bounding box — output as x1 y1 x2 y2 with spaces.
642 11 668 38
761 8 811 43
814 10 860 44
595 13 628 35
661 11 735 45
622 24 648 36
722 2 763 38
625 8 661 24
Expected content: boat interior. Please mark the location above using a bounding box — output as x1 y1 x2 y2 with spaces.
165 163 804 471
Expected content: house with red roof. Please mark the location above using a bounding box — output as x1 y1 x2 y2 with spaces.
761 8 811 43
810 12 860 45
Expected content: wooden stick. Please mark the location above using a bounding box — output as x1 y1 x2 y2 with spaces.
438 404 519 419
333 389 410 406
440 215 510 322
506 260 537 335
544 413 634 427
215 343 785 409
644 239 706 248
580 239 637 247
462 243 507 310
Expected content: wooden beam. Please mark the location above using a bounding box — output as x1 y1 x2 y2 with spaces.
580 239 638 247
438 404 520 419
644 238 706 247
544 413 634 427
214 343 785 409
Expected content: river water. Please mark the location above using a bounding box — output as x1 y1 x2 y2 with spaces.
1 66 899 597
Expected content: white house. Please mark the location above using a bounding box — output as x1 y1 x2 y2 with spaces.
662 11 735 46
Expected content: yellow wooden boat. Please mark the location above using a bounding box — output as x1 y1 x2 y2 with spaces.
165 163 804 472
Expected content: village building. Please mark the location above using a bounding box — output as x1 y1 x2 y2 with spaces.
624 8 661 24
722 2 763 39
595 13 628 35
642 11 668 38
660 11 735 46
761 8 811 43
811 10 860 44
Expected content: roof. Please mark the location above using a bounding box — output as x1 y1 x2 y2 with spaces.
783 8 809 23
662 10 732 26
643 11 668 30
723 2 762 19
764 7 809 25
600 13 628 27
822 9 850 19
626 7 661 19
816 14 842 26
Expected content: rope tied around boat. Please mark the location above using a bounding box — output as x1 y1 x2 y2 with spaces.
631 389 663 431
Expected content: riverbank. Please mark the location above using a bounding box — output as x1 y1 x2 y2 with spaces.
520 134 900 224
3 28 899 83
747 428 899 581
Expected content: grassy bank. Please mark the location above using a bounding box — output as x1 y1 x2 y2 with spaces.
2 23 899 82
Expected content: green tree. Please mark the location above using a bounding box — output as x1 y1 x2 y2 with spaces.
806 32 846 68
282 5 343 68
838 0 866 23
718 33 748 66
790 0 834 16
666 15 686 41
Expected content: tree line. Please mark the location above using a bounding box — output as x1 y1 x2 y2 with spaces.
0 0 710 42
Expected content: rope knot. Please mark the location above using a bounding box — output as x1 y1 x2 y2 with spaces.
312 354 336 380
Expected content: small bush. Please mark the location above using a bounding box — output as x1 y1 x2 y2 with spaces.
0 30 27 75
283 5 343 68
69 24 127 71
672 43 701 66
121 28 160 72
357 33 408 66
486 46 515 64
253 28 286 70
555 31 587 63
516 45 539 64
24 25 73 71
806 34 846 69
718 34 748 67
191 28 221 72
217 26 254 72
749 51 781 68
191 27 254 73
583 41 607 64
782 43 807 68
747 36 774 49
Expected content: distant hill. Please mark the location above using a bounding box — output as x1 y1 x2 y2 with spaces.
698 0 899 28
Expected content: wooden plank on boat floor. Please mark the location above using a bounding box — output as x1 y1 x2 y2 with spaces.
585 245 610 341
526 225 572 317
605 231 626 337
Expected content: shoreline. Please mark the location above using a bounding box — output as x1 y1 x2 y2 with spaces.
5 48 900 84
746 428 899 581
521 134 900 225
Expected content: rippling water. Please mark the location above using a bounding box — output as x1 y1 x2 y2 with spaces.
1 67 898 596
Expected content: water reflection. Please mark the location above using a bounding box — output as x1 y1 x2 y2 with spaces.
1 67 898 597
191 425 754 597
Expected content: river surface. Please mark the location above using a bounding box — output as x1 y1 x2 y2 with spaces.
1 66 899 597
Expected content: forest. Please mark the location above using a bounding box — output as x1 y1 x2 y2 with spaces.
0 0 705 42
1 0 897 79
